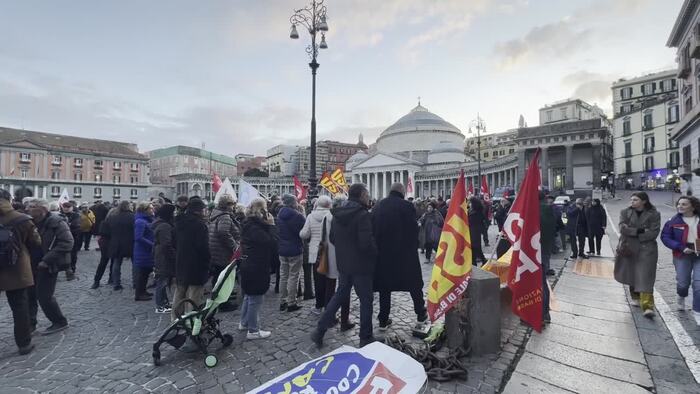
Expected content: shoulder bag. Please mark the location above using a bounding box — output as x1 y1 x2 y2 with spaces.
316 217 329 275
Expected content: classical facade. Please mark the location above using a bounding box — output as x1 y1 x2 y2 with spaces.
611 70 680 189
172 174 295 200
148 146 237 186
0 126 150 202
348 104 518 199
539 99 607 125
668 0 700 195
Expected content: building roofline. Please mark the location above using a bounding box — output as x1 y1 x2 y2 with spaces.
667 0 698 47
611 69 678 88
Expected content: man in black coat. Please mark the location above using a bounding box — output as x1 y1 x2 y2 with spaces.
172 198 211 321
101 201 134 290
311 183 377 348
372 183 427 330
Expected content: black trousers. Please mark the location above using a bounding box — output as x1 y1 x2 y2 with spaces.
70 233 81 272
80 232 92 250
378 288 427 324
28 269 67 327
93 237 112 284
569 232 587 257
313 268 350 322
2 287 32 348
133 266 153 297
303 263 314 299
588 233 603 255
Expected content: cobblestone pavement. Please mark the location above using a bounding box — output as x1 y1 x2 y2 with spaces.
0 225 558 393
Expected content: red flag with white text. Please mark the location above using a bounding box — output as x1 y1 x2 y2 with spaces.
467 180 474 198
293 176 307 201
504 148 543 332
212 174 222 193
481 175 490 201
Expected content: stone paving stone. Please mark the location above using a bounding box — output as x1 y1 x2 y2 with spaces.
503 371 575 394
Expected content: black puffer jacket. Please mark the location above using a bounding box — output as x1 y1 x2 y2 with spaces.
240 216 278 295
329 199 377 276
34 213 74 273
175 212 210 286
208 208 241 268
152 218 176 277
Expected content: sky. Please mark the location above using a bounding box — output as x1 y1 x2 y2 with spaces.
0 0 683 157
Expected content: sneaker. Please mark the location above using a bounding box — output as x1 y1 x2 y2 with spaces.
312 307 323 315
693 311 700 326
238 323 247 331
340 321 356 332
569 254 577 259
287 304 302 312
246 330 271 340
546 269 556 276
677 296 686 311
42 323 68 336
90 281 100 289
417 312 428 323
379 319 393 331
155 306 171 314
643 309 655 318
18 343 34 355
580 254 590 260
279 302 287 311
630 299 640 307
310 329 324 347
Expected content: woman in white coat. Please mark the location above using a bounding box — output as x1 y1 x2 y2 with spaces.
300 195 355 331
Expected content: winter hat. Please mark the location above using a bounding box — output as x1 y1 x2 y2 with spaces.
156 204 176 221
282 193 297 207
187 198 206 213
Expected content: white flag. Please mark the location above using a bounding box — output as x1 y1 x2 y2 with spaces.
57 189 70 205
237 179 261 207
214 177 237 204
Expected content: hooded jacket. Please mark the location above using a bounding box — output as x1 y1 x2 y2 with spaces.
175 212 211 286
0 200 41 291
34 212 74 273
133 212 155 268
329 199 377 275
276 206 305 257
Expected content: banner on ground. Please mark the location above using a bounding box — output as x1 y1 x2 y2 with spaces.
427 170 472 322
237 179 261 207
248 342 426 394
504 148 543 332
320 171 341 196
293 176 307 202
214 177 237 204
58 189 70 205
330 168 349 193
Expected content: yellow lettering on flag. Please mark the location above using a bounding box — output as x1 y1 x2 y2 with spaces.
331 168 349 191
427 171 473 322
319 172 340 195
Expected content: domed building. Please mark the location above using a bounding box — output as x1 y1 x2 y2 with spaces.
348 102 518 200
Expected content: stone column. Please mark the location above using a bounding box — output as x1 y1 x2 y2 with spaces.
42 186 47 199
9 184 14 196
541 147 549 188
565 145 574 190
516 150 526 189
33 185 38 198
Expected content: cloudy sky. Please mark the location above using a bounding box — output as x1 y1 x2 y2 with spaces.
0 0 681 156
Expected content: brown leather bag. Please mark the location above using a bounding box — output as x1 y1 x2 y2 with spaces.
316 217 329 275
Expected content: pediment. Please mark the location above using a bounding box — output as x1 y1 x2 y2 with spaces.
353 153 419 169
4 139 46 149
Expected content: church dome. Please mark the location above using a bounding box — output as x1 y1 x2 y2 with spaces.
375 104 465 161
345 150 368 171
428 141 465 163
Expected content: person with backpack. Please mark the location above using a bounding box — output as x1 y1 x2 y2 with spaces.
208 195 241 312
0 189 42 355
26 198 73 335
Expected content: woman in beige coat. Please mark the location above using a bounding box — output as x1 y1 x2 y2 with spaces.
615 192 661 318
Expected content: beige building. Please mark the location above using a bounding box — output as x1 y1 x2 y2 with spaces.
0 126 149 202
465 130 518 162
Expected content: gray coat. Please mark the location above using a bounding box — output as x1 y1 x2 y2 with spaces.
614 207 660 293
208 208 241 268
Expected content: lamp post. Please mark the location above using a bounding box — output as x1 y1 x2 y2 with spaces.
468 114 486 196
289 0 329 205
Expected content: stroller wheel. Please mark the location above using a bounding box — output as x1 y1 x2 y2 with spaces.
205 354 218 368
222 334 233 347
152 351 161 366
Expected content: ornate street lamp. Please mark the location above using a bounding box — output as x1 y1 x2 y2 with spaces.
468 115 486 196
289 0 329 204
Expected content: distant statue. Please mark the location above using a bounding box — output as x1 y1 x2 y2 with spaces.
518 114 527 128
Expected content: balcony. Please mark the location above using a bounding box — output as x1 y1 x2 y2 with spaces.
692 28 700 59
642 124 654 131
74 161 83 168
19 157 31 164
94 163 103 170
51 160 62 166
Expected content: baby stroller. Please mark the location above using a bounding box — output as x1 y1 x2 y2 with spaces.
152 262 237 367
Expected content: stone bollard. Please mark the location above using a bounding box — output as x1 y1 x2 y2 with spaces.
444 267 501 356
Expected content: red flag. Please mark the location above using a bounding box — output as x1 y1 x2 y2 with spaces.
406 175 414 197
293 176 307 201
481 175 490 201
212 174 222 193
504 149 543 332
427 170 472 322
467 179 474 198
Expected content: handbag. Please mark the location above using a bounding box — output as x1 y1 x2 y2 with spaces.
316 217 329 275
615 235 635 258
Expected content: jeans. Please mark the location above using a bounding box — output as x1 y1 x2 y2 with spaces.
80 232 92 250
313 269 350 322
110 257 124 287
28 268 68 327
134 266 153 297
542 252 551 320
674 254 700 312
240 294 264 332
154 276 171 308
279 255 303 305
2 287 32 348
171 285 205 321
93 237 112 284
378 289 427 324
588 233 603 255
318 273 374 340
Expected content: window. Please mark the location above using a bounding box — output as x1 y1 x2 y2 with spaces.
641 83 655 95
130 189 139 199
74 158 83 167
51 170 60 180
483 152 489 158
130 175 139 184
683 145 692 168
670 151 681 168
52 155 62 165
643 113 653 130
51 186 60 197
19 153 31 163
644 136 655 153
73 187 82 197
645 156 654 171
113 188 121 198
625 160 632 174
95 173 102 182
113 175 121 184
113 161 122 170
662 79 677 92
94 160 103 169
686 95 693 114
546 111 552 122
621 87 633 99
509 148 515 154
624 141 632 157
130 163 139 172
74 172 82 181
20 169 28 178
622 119 631 135
94 187 102 198
560 107 567 119
668 104 680 123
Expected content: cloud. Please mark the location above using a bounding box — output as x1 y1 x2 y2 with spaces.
561 71 619 111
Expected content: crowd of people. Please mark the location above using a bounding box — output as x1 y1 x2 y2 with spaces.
2 184 699 359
